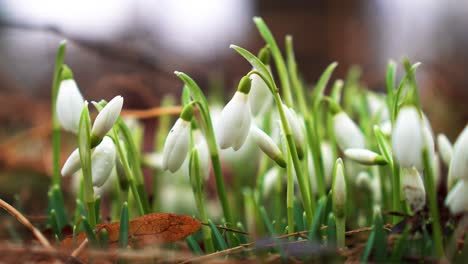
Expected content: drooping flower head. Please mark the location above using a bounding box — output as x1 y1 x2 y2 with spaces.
56 65 85 134
91 96 124 146
216 76 252 151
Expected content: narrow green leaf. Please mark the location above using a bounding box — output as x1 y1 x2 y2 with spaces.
49 209 61 240
390 223 411 262
361 227 376 262
118 202 129 248
98 228 109 249
331 79 344 104
208 219 228 251
181 85 191 107
308 197 327 241
293 198 304 231
373 125 393 168
385 60 396 122
374 208 387 262
81 216 98 246
260 207 286 259
50 185 68 230
186 235 203 255
94 195 101 224
327 213 336 246
312 62 338 111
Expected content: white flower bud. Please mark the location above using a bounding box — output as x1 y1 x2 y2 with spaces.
437 134 453 167
333 112 365 151
445 180 468 215
251 125 286 167
162 118 191 172
321 142 335 186
91 136 116 187
401 167 426 212
91 95 123 140
56 79 85 134
216 91 252 151
448 125 468 184
143 152 164 170
392 106 424 170
367 93 389 122
249 73 272 116
282 104 305 158
332 158 347 218
344 148 387 166
61 148 81 177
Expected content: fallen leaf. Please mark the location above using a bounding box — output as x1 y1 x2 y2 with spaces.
61 213 201 249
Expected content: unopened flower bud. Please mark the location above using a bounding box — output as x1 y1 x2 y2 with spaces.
251 125 286 168
91 96 123 144
437 133 453 167
344 148 387 166
448 125 468 183
445 180 468 215
56 70 85 134
333 112 365 151
332 158 347 218
401 167 426 212
61 148 81 177
162 118 191 173
282 104 305 159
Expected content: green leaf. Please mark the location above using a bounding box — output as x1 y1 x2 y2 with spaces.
385 60 396 122
308 197 327 241
98 228 109 249
81 216 98 246
312 62 338 112
326 213 336 245
253 17 292 105
186 235 203 255
373 125 393 169
373 208 387 262
118 202 129 248
208 219 228 251
181 85 191 107
361 227 375 262
390 223 411 262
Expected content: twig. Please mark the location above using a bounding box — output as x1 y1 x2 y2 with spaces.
71 238 89 258
0 199 54 251
201 222 250 235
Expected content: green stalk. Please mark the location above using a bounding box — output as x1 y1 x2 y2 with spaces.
51 41 67 186
336 216 345 249
392 162 401 224
174 72 234 244
422 148 444 257
286 146 295 235
231 45 313 224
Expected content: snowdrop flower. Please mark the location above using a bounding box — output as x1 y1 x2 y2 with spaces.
392 106 424 170
344 148 387 166
437 133 453 167
91 136 116 187
448 125 468 187
190 130 211 181
401 167 426 212
332 158 347 218
367 93 389 122
56 67 84 134
162 104 194 173
282 104 305 158
445 180 468 215
216 76 252 151
262 167 281 197
61 136 116 187
91 96 124 143
250 125 286 167
333 112 365 151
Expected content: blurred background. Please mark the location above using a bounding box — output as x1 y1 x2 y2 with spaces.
0 0 467 227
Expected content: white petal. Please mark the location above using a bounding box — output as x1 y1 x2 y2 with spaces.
216 92 251 150
344 148 381 165
449 125 468 181
437 134 453 167
162 119 190 172
263 167 281 197
91 96 124 139
56 79 84 134
61 148 81 176
251 125 284 165
445 180 468 215
401 167 426 212
392 107 423 169
333 112 365 151
321 142 335 186
249 73 272 115
91 136 116 187
283 105 305 147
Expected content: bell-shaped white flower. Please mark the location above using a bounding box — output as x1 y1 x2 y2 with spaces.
56 79 85 134
332 158 347 218
91 136 116 187
61 148 81 177
249 73 272 116
437 133 453 167
250 125 286 167
448 125 468 183
344 148 387 166
445 180 468 215
91 95 124 140
333 112 365 151
392 106 424 170
282 104 305 158
401 167 426 212
216 76 252 151
162 118 191 173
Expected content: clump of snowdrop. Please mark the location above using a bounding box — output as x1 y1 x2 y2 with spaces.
216 76 252 151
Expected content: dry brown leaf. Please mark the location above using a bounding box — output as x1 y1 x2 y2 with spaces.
61 213 201 249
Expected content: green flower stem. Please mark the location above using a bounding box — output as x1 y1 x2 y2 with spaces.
231 45 313 225
286 151 295 235
392 162 401 224
190 149 215 253
112 128 145 216
174 72 234 243
51 41 67 186
422 148 444 257
336 216 346 249
253 17 293 107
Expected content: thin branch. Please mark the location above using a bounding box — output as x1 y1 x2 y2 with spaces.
0 199 53 250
